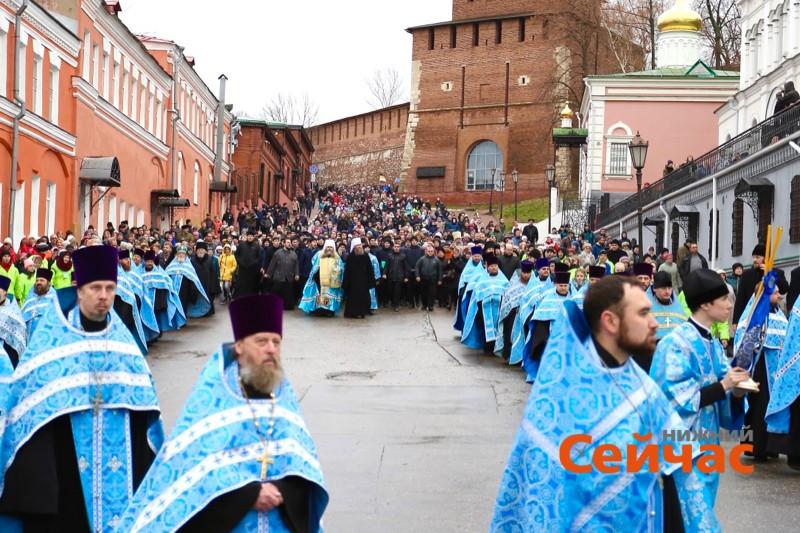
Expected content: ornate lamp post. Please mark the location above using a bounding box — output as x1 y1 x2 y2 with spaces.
489 168 496 215
512 169 519 221
545 164 556 233
499 171 506 220
628 132 649 249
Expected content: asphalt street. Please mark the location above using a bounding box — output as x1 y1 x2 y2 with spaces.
148 305 800 532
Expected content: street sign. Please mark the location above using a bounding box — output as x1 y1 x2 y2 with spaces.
310 173 316 183
309 164 319 174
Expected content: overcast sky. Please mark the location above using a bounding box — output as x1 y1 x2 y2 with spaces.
120 0 452 124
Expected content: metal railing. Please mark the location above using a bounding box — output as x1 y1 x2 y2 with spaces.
596 103 800 227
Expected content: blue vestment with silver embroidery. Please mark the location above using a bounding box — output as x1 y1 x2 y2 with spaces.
20 289 57 339
142 266 186 333
299 252 344 314
115 273 149 354
120 267 160 342
118 346 328 532
651 321 744 532
508 283 549 366
569 283 589 310
520 288 571 381
491 301 690 532
647 289 688 340
494 275 535 356
0 346 22 532
0 306 163 532
453 260 485 331
368 253 380 310
765 300 797 434
165 259 211 318
0 298 26 355
461 274 509 349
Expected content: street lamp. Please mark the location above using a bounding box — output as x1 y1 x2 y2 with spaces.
545 164 556 233
489 168 496 215
499 171 505 221
512 169 519 222
628 132 649 249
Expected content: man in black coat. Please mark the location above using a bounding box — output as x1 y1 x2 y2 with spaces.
522 219 538 245
192 242 219 316
233 232 263 297
788 264 800 312
342 239 376 318
732 244 790 326
383 242 409 311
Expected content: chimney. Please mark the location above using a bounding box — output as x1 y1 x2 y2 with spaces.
185 56 196 67
104 0 122 16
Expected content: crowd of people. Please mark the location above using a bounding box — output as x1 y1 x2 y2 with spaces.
1 180 799 531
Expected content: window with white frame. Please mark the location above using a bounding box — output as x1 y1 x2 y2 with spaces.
30 176 40 236
45 182 56 236
17 39 26 103
112 59 119 106
97 190 105 228
49 64 60 124
109 196 117 227
148 89 155 134
607 142 630 176
128 204 135 224
130 74 138 120
121 68 129 114
139 80 147 126
136 208 145 227
119 200 126 224
81 32 91 79
13 181 25 246
102 51 109 99
193 162 200 205
465 140 503 191
92 44 99 88
156 97 163 140
177 153 184 195
32 52 43 114
0 27 7 98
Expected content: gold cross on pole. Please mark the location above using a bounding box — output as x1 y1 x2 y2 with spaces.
259 447 273 480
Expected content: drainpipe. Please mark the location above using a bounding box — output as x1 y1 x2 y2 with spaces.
658 201 670 251
711 176 717 269
9 0 29 242
213 74 227 214
167 46 183 227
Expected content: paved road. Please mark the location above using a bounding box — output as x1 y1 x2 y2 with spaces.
148 306 800 532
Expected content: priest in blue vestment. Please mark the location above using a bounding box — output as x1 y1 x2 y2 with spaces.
0 276 26 367
299 239 344 316
648 271 687 346
508 258 552 367
142 250 186 335
734 282 790 463
494 260 535 360
166 246 212 319
0 245 164 532
119 294 328 532
492 276 695 532
119 249 160 342
766 295 800 469
523 268 573 382
461 255 509 353
650 268 749 531
20 268 57 343
453 246 485 331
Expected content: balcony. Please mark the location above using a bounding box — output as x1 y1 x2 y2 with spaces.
596 103 800 228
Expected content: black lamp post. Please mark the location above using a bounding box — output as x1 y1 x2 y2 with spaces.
489 168 496 214
512 169 519 221
545 164 555 233
499 171 506 220
628 132 649 249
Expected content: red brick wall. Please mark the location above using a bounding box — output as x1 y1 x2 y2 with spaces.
451 0 553 20
308 104 409 186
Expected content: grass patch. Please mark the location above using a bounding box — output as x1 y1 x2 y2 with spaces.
449 198 549 223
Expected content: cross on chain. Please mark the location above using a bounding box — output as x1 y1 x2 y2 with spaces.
92 388 103 415
260 448 274 480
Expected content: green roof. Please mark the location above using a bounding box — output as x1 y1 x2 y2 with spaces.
553 127 588 137
590 60 739 80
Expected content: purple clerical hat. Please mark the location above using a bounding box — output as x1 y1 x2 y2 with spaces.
229 294 283 341
73 245 118 287
632 263 654 277
554 272 571 284
0 276 10 292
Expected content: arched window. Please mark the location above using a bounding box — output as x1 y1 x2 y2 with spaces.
466 140 503 191
193 161 200 205
177 152 184 196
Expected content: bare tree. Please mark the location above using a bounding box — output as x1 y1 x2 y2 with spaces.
696 0 741 69
602 0 667 70
366 68 405 109
262 92 319 126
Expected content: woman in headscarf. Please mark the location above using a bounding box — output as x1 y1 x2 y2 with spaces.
299 239 344 317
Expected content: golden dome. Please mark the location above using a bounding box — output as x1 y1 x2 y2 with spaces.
559 102 574 119
657 0 702 32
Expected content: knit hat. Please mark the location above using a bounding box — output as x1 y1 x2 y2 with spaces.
683 269 729 312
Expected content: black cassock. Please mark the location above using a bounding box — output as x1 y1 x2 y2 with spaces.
179 385 314 533
114 294 140 342
191 256 218 316
342 253 375 318
0 314 156 531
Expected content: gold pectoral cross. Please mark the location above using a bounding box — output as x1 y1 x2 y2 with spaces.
92 388 103 415
259 447 274 480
